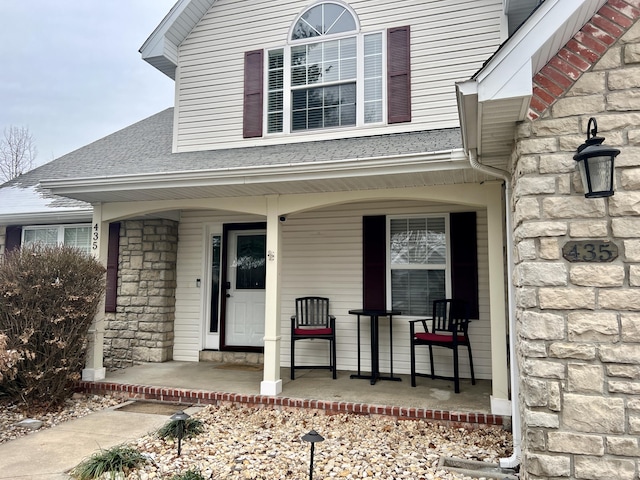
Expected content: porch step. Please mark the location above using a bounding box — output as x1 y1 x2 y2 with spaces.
199 350 263 365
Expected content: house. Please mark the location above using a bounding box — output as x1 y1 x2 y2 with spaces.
2 0 639 477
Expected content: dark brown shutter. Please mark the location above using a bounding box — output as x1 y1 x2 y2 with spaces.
243 49 264 138
4 226 22 252
450 212 479 319
387 26 411 124
105 222 120 313
362 215 386 310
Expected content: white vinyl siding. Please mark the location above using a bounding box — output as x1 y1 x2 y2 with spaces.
174 0 503 152
173 200 491 380
175 210 264 361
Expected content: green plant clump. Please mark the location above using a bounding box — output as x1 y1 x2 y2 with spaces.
157 416 205 439
171 469 207 480
71 444 146 480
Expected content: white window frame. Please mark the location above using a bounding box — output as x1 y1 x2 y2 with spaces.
22 224 92 253
386 214 452 317
265 1 386 136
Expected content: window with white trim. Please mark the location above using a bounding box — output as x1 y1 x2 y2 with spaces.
23 225 91 254
388 215 451 316
266 2 384 134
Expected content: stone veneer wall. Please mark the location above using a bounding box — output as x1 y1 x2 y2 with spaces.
513 19 640 480
104 219 178 369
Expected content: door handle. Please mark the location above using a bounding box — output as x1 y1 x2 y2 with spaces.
226 293 231 298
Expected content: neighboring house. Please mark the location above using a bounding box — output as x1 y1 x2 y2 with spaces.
2 0 640 477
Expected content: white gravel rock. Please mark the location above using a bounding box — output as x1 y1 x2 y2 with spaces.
124 403 512 480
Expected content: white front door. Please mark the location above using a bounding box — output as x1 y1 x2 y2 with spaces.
225 230 266 347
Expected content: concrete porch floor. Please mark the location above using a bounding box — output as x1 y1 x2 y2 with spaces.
99 361 493 414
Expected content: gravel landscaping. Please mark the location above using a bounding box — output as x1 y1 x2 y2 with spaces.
125 403 513 479
0 394 514 479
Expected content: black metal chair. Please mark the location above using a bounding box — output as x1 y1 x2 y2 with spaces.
290 297 336 380
409 298 475 393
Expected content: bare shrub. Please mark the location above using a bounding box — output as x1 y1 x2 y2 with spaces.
0 244 105 409
0 333 22 382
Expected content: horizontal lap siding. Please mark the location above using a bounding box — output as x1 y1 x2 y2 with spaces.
281 200 492 380
173 200 492 380
174 210 264 361
175 0 503 152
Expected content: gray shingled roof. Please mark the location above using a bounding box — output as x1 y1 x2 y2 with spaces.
6 108 461 187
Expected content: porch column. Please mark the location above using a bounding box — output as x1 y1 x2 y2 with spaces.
83 203 107 381
261 195 283 395
486 184 510 414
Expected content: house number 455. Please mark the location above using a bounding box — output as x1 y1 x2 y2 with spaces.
562 240 618 263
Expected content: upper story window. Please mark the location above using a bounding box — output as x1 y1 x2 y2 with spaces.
242 3 411 138
267 2 382 134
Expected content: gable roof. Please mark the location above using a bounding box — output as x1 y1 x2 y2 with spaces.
456 0 612 168
140 0 216 79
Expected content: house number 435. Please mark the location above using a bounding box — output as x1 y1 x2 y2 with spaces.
92 223 99 250
562 240 618 263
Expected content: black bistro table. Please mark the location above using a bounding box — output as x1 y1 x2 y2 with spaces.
349 309 402 385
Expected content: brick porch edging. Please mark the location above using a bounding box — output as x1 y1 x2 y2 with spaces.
77 381 506 428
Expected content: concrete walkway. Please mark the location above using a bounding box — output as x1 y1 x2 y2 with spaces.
0 403 200 480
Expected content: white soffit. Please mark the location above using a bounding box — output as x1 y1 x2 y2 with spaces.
139 0 216 79
458 0 607 161
478 0 606 102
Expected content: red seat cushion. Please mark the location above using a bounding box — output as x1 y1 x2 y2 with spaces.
294 328 332 336
415 332 466 343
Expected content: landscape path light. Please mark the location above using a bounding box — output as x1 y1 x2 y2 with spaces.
302 429 324 480
574 117 620 198
170 410 190 456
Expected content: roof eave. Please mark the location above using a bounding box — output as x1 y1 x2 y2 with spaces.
40 150 470 203
0 209 93 226
139 0 217 80
457 0 607 160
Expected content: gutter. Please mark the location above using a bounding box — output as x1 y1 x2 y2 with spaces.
41 149 468 194
468 149 521 470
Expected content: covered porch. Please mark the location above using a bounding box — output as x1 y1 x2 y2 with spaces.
79 360 504 426
42 132 513 417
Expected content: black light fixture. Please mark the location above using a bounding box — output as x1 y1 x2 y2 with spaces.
574 117 620 198
302 429 324 480
170 410 190 456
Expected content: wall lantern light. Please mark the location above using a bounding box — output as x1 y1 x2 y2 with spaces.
574 117 620 198
302 429 324 480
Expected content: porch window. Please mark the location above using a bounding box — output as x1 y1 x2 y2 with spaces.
388 215 449 316
23 224 91 254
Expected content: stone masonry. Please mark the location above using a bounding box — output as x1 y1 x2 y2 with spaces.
514 4 640 479
104 219 178 369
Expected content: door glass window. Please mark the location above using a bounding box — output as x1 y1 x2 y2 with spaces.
235 234 266 289
210 235 221 333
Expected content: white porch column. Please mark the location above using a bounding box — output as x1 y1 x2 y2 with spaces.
486 184 510 414
261 195 283 395
82 203 107 381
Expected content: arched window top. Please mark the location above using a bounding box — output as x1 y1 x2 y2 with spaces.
290 2 358 41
